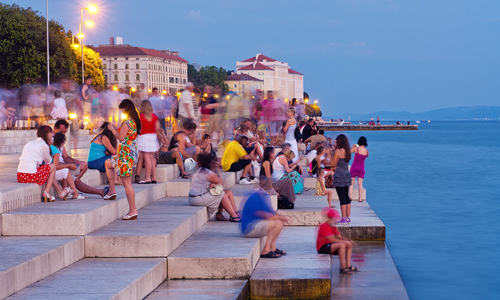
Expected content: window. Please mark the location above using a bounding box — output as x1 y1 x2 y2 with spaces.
175 78 178 83
104 75 107 82
114 58 117 60
136 58 139 60
136 74 140 81
125 74 129 81
114 64 117 69
234 84 237 88
136 63 140 69
114 74 118 81
242 84 245 88
103 64 107 69
183 79 186 84
103 58 106 60
169 77 174 83
125 64 129 70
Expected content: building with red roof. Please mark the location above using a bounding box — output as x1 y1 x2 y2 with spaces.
233 53 304 100
90 37 188 94
225 73 264 95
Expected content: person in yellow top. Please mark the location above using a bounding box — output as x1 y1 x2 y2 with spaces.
221 135 257 184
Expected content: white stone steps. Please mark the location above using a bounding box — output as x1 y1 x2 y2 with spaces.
85 197 209 258
0 236 83 299
0 130 37 138
249 227 332 299
146 279 249 300
1 182 167 236
167 221 264 279
6 258 166 300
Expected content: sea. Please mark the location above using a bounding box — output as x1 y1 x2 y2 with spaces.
326 121 500 300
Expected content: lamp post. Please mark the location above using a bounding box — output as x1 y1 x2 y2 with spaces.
79 5 97 84
46 0 49 87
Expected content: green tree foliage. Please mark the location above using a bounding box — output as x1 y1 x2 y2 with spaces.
0 4 78 88
303 91 310 100
188 64 229 92
305 104 322 117
72 42 105 89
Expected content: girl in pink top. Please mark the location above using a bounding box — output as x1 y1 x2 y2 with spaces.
349 136 369 202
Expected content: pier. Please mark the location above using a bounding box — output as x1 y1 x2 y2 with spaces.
0 130 408 299
318 124 419 131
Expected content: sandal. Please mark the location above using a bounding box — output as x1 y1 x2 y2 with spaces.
134 175 140 184
215 212 228 221
102 186 110 197
151 180 157 184
229 216 241 222
138 180 152 184
122 213 138 220
181 173 191 179
42 191 55 202
274 248 286 256
260 251 281 258
348 265 360 272
71 192 86 200
59 189 70 201
339 267 353 274
234 210 242 217
103 193 117 200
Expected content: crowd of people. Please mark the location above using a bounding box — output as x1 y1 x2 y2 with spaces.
12 79 369 271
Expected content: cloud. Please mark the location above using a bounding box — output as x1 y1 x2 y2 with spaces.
351 41 366 47
187 10 203 22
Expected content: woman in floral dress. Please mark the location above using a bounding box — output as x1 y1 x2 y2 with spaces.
103 99 142 220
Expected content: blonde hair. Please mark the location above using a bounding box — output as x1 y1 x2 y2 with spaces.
288 107 296 115
283 150 295 160
139 100 153 120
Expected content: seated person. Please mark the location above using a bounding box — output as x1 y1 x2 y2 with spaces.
168 120 201 161
276 142 303 175
221 135 257 185
260 147 296 203
272 150 304 194
188 153 240 222
241 177 289 258
157 128 191 179
317 208 360 274
51 133 85 200
88 122 118 173
201 133 216 157
234 118 265 159
53 119 88 179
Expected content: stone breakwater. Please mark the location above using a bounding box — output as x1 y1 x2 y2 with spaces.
318 124 418 131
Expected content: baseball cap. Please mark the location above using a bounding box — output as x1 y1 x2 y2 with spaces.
322 208 341 222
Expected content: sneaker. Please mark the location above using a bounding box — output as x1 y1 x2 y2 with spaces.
337 218 348 225
250 177 259 184
346 217 351 223
239 178 251 185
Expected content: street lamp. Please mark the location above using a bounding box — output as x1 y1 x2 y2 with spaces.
314 100 318 105
79 5 97 84
129 88 136 96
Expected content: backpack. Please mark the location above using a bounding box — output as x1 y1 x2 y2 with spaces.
278 194 294 209
294 126 302 142
308 159 319 176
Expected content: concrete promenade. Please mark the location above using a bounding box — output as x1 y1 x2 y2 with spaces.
0 130 408 299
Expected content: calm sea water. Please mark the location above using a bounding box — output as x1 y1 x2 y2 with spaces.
327 121 500 300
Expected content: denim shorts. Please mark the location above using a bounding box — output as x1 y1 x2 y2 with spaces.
88 155 111 173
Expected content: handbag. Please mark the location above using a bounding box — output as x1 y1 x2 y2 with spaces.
209 183 224 196
278 194 294 209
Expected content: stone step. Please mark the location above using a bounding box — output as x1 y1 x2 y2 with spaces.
6 258 166 300
166 171 237 197
0 236 83 299
85 197 209 258
1 182 167 236
230 183 278 211
0 145 24 155
330 242 409 300
0 137 36 146
303 177 366 200
278 191 385 240
249 226 332 300
167 221 264 279
146 279 249 300
0 130 37 138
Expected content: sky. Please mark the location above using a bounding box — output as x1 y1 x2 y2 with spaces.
9 0 500 116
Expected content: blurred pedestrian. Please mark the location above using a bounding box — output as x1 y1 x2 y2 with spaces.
178 82 195 128
135 100 160 184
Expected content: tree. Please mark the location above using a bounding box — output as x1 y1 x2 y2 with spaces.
0 4 77 88
71 42 105 88
305 104 322 117
199 66 229 92
303 91 310 100
187 64 201 87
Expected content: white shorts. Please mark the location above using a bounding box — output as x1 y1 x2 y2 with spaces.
138 133 159 153
243 220 270 238
55 168 69 181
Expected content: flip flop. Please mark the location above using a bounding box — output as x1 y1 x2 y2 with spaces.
151 180 157 184
274 248 286 256
181 173 192 179
138 180 152 184
260 251 280 258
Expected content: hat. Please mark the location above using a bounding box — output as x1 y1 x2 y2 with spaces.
185 82 194 88
322 208 341 222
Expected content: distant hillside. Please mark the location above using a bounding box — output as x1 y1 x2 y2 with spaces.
330 106 500 121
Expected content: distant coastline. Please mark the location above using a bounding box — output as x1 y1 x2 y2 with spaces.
328 105 500 122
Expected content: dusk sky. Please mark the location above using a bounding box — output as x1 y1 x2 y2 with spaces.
11 0 500 116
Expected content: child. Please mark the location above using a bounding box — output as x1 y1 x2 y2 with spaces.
314 168 335 208
51 90 68 120
316 208 360 274
254 103 266 142
350 137 369 202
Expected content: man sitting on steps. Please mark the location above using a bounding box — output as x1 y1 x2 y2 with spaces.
221 135 257 185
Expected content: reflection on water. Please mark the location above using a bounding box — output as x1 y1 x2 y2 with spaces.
327 121 500 299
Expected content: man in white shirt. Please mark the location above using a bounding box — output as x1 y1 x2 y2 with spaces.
178 82 195 128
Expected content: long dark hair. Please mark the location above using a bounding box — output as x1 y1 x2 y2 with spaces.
262 146 274 163
119 99 141 134
53 132 66 148
335 134 351 162
91 122 117 149
168 130 185 151
37 125 53 145
197 153 217 171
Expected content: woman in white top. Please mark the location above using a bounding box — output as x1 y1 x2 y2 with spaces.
272 150 304 194
16 125 58 202
283 108 299 162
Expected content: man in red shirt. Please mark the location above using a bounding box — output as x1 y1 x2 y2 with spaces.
316 208 360 274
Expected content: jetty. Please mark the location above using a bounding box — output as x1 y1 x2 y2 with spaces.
0 129 408 299
318 124 418 131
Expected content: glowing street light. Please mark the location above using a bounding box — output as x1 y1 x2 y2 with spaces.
305 99 309 103
88 5 97 12
314 100 318 104
129 88 136 96
79 5 98 84
85 21 94 27
112 86 118 91
162 90 167 94
148 89 152 93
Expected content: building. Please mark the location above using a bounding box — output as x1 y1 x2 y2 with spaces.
91 37 188 94
233 53 304 100
225 73 264 95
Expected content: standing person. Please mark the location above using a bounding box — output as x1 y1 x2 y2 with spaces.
200 86 221 150
50 90 68 120
103 99 141 220
265 91 282 146
241 177 288 258
376 116 380 125
317 208 359 274
17 125 58 202
260 147 296 204
188 153 241 222
136 83 148 104
350 137 369 202
283 108 299 161
135 100 160 184
149 88 165 131
302 118 315 150
314 168 335 208
331 134 352 224
178 82 195 128
80 76 92 121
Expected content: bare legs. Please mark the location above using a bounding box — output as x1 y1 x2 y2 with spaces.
262 220 284 255
218 190 239 218
172 151 188 176
137 151 155 182
104 159 116 196
329 241 353 269
122 176 137 216
357 178 364 202
340 204 351 219
45 164 57 195
136 152 144 181
74 178 105 197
